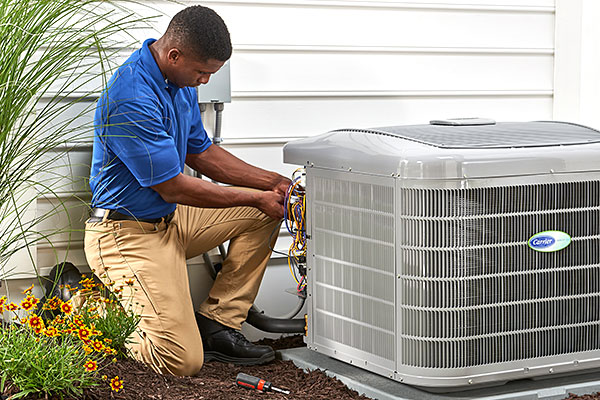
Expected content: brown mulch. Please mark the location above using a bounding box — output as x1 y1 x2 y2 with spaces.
565 394 600 399
86 335 366 400
3 335 368 400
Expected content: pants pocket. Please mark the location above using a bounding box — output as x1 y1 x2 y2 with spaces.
108 231 163 317
129 268 162 316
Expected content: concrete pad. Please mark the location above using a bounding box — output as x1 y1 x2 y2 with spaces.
279 347 600 400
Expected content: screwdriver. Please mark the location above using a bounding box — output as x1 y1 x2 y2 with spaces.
235 372 290 395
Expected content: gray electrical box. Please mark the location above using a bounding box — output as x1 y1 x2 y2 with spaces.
197 61 231 103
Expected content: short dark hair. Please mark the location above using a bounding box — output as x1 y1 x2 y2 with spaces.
166 5 232 62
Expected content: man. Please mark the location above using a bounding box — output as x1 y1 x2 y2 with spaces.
84 5 290 376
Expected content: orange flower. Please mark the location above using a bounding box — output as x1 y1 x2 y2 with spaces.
77 327 91 341
91 340 104 352
124 279 135 286
60 302 73 315
25 295 40 307
72 315 85 327
43 326 60 337
32 325 44 335
79 277 96 289
20 297 35 312
7 303 18 311
110 376 123 392
21 284 34 294
28 315 44 329
104 347 117 356
83 345 94 355
43 297 61 311
84 360 98 372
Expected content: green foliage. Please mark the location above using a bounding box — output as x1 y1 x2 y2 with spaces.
0 324 99 399
0 281 141 398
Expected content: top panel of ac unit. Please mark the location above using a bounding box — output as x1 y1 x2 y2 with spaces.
283 121 600 181
369 121 600 149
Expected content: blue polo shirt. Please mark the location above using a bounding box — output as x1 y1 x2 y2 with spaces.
90 39 212 219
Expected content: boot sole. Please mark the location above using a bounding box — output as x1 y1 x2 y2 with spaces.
204 350 275 365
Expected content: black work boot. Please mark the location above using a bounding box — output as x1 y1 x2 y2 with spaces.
196 312 275 365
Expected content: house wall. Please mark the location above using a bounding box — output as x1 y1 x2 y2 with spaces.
6 0 588 339
553 0 600 129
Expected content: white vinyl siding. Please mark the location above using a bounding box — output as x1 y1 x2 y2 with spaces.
7 0 556 283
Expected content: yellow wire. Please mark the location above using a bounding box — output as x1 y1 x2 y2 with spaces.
288 253 299 284
286 170 306 284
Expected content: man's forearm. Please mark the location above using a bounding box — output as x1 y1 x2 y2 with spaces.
153 174 258 207
186 145 287 191
151 173 285 219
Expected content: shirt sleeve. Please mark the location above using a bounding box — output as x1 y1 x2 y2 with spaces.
186 88 213 154
100 98 181 187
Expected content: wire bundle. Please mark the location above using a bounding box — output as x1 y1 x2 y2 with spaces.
284 169 306 294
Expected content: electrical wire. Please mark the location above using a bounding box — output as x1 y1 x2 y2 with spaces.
283 169 306 293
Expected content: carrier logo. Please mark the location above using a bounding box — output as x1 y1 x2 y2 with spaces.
528 231 571 252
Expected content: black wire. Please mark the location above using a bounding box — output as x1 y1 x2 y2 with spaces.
268 222 289 258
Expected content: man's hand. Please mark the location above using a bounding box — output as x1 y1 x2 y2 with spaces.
255 191 285 220
272 177 292 197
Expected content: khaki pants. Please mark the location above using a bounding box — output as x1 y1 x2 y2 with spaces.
84 204 280 376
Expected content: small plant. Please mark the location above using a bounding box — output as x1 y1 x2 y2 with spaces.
73 275 142 359
0 323 99 399
0 280 140 399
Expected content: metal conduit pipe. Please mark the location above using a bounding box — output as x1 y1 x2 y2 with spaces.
213 102 227 260
213 102 224 145
199 102 227 272
202 253 217 280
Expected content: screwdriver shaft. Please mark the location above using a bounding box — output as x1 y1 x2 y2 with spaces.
272 386 291 395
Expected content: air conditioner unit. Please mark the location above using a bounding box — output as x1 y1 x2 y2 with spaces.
283 120 600 389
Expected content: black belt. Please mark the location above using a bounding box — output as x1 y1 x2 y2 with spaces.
88 207 174 224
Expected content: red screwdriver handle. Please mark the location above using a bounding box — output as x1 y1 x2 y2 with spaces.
236 373 271 392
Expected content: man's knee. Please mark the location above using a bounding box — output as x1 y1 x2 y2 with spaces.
162 344 204 376
136 333 204 376
169 355 203 376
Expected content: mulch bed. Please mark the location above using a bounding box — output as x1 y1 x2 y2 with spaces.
3 335 368 400
8 335 599 400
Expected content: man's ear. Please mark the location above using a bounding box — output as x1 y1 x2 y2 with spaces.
166 48 181 64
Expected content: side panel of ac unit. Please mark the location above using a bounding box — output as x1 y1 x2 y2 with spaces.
395 177 600 387
306 168 396 378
